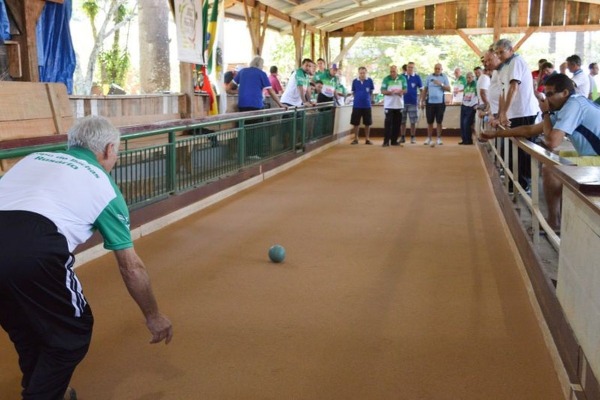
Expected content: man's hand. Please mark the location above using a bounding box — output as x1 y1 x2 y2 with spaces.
147 313 173 344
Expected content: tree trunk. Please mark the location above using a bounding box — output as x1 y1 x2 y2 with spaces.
138 0 170 93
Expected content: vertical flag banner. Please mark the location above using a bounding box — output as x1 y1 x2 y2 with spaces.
206 0 218 74
216 1 226 114
198 64 218 115
175 0 203 64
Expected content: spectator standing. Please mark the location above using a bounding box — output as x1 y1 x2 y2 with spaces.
452 67 467 104
400 61 423 144
281 58 314 107
532 58 548 93
268 66 283 95
459 71 478 145
380 65 407 147
349 66 375 145
482 49 502 123
494 38 540 191
559 62 568 75
588 62 599 100
474 65 490 139
0 116 173 399
316 63 340 104
228 56 284 111
566 54 591 98
420 63 451 147
264 65 284 109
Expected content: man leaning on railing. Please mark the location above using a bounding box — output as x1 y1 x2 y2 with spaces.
482 73 600 233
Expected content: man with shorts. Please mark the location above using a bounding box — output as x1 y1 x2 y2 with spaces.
482 74 600 232
400 62 423 144
0 116 173 399
420 63 450 147
350 66 375 145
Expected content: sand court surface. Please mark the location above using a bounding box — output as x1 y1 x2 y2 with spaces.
0 138 565 399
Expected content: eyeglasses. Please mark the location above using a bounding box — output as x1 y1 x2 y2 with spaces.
544 90 557 97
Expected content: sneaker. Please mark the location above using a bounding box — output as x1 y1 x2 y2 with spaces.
423 138 431 146
390 142 401 146
400 136 406 143
437 138 443 145
382 143 389 147
365 140 372 145
410 137 416 144
351 139 359 145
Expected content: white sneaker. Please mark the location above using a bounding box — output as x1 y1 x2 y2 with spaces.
436 138 443 145
410 137 416 144
423 138 431 146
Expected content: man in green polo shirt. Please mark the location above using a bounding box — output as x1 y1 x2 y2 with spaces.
381 65 407 146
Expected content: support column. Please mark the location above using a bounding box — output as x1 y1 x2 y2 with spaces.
5 0 45 81
291 20 305 67
243 0 269 55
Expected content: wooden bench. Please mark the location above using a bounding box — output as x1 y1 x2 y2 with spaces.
0 81 73 174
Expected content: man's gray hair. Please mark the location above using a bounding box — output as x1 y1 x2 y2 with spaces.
249 56 264 69
494 38 513 51
67 116 121 154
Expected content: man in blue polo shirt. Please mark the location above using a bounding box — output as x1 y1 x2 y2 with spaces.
350 66 375 145
228 56 285 111
482 74 600 232
420 63 450 147
400 62 423 144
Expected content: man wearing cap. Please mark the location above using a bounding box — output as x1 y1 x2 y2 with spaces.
314 63 340 104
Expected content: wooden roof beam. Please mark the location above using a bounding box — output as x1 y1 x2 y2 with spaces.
331 32 363 64
456 29 483 57
329 24 600 37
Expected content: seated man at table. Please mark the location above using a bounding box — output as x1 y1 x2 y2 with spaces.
482 73 600 232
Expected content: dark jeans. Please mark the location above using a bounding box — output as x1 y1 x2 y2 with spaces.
460 105 476 143
384 108 402 145
509 115 537 190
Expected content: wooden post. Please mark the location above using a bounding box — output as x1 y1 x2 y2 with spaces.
241 1 270 56
5 0 45 82
291 20 305 67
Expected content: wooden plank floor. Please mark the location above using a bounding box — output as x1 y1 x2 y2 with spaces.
0 138 565 399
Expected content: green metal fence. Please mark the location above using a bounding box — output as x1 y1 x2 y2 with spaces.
0 104 336 210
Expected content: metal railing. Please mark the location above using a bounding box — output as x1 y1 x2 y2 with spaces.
0 104 336 209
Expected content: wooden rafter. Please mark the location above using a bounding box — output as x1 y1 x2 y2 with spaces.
455 29 483 57
331 32 363 64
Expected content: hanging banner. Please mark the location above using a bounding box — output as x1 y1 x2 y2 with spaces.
216 0 226 114
174 0 203 64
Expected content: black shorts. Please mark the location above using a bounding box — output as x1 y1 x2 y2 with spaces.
351 108 372 126
426 103 446 124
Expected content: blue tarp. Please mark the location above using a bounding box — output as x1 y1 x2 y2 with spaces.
0 0 10 41
36 0 76 93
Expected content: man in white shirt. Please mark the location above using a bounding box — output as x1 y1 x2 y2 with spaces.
566 54 591 99
494 38 540 191
474 66 490 138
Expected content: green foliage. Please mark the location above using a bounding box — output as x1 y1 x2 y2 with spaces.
81 0 99 20
95 2 133 86
98 48 130 86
